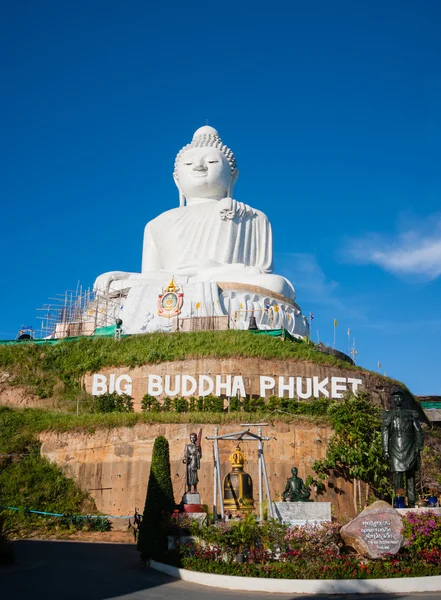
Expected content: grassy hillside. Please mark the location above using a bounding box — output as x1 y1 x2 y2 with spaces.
0 330 393 406
0 406 99 536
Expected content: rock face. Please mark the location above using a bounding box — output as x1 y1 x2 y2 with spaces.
341 500 404 558
39 421 358 521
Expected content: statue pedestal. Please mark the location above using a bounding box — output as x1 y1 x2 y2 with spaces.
100 279 309 338
273 501 331 526
183 492 201 505
182 492 203 512
396 507 441 517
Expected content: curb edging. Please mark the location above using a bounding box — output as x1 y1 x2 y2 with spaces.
150 560 441 594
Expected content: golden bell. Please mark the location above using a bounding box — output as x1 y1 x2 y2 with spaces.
223 446 254 513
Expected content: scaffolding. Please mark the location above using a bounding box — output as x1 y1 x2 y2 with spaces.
36 282 125 339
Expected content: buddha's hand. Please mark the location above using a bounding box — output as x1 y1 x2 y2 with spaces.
219 197 256 221
93 271 132 294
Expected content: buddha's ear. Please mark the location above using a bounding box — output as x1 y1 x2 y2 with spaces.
173 173 186 207
227 168 239 198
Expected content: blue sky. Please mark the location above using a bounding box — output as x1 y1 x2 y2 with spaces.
1 1 440 395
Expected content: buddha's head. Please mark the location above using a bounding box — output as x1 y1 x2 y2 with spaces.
174 126 238 206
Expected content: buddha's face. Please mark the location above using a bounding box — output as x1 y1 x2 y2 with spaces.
190 433 197 444
175 147 233 200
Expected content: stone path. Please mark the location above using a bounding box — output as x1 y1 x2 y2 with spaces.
0 539 439 600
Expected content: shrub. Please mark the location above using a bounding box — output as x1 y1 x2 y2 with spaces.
402 511 441 555
137 436 175 562
173 397 189 413
203 395 224 413
141 394 161 412
312 393 392 498
284 521 342 557
162 397 172 412
91 392 134 413
229 396 241 412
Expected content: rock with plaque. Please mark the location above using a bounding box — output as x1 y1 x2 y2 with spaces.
341 500 404 559
273 501 331 526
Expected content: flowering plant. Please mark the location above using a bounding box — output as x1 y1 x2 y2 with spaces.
402 511 441 555
284 521 342 557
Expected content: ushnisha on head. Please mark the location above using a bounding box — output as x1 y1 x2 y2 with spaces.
173 126 239 206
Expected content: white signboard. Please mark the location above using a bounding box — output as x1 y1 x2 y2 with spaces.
91 373 363 400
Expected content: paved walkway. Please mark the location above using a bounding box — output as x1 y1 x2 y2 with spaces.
0 539 439 600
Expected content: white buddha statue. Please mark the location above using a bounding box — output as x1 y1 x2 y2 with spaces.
93 126 308 336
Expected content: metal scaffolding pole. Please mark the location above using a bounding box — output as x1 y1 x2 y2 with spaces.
258 427 264 522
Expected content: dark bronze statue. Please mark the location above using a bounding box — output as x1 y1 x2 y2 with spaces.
282 467 311 502
183 431 202 493
381 389 424 507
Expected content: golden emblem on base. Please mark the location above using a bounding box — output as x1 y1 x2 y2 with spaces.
157 277 184 318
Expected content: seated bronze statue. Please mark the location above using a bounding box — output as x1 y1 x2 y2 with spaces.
282 467 312 502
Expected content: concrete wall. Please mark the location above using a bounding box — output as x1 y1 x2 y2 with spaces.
40 420 359 521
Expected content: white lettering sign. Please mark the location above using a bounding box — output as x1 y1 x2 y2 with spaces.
92 374 133 396
91 373 364 400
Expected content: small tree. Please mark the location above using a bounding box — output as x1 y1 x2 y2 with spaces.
137 436 175 563
313 393 393 504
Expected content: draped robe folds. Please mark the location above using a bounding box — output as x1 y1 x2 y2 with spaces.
382 409 424 473
184 442 201 488
141 201 273 275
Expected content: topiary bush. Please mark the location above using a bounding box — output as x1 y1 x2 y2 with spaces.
137 436 175 563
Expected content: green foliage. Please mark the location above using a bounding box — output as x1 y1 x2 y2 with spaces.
173 397 189 413
91 392 134 413
137 436 175 562
0 406 99 536
402 511 441 555
203 395 224 412
181 516 441 579
180 553 441 579
420 443 441 491
312 393 392 497
141 394 161 412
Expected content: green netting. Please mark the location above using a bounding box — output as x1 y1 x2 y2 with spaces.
92 324 117 337
249 328 300 342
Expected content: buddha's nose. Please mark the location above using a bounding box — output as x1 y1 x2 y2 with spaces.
193 159 207 171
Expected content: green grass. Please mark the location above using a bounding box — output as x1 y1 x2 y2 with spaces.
0 330 396 404
0 406 330 437
0 407 98 536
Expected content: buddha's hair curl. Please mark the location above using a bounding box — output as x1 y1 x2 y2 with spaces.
174 132 237 176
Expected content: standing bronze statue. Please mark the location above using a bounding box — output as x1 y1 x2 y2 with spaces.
381 389 424 507
183 431 202 494
282 467 312 502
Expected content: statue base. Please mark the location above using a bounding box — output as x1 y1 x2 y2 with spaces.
93 279 309 338
273 501 331 526
182 492 201 505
